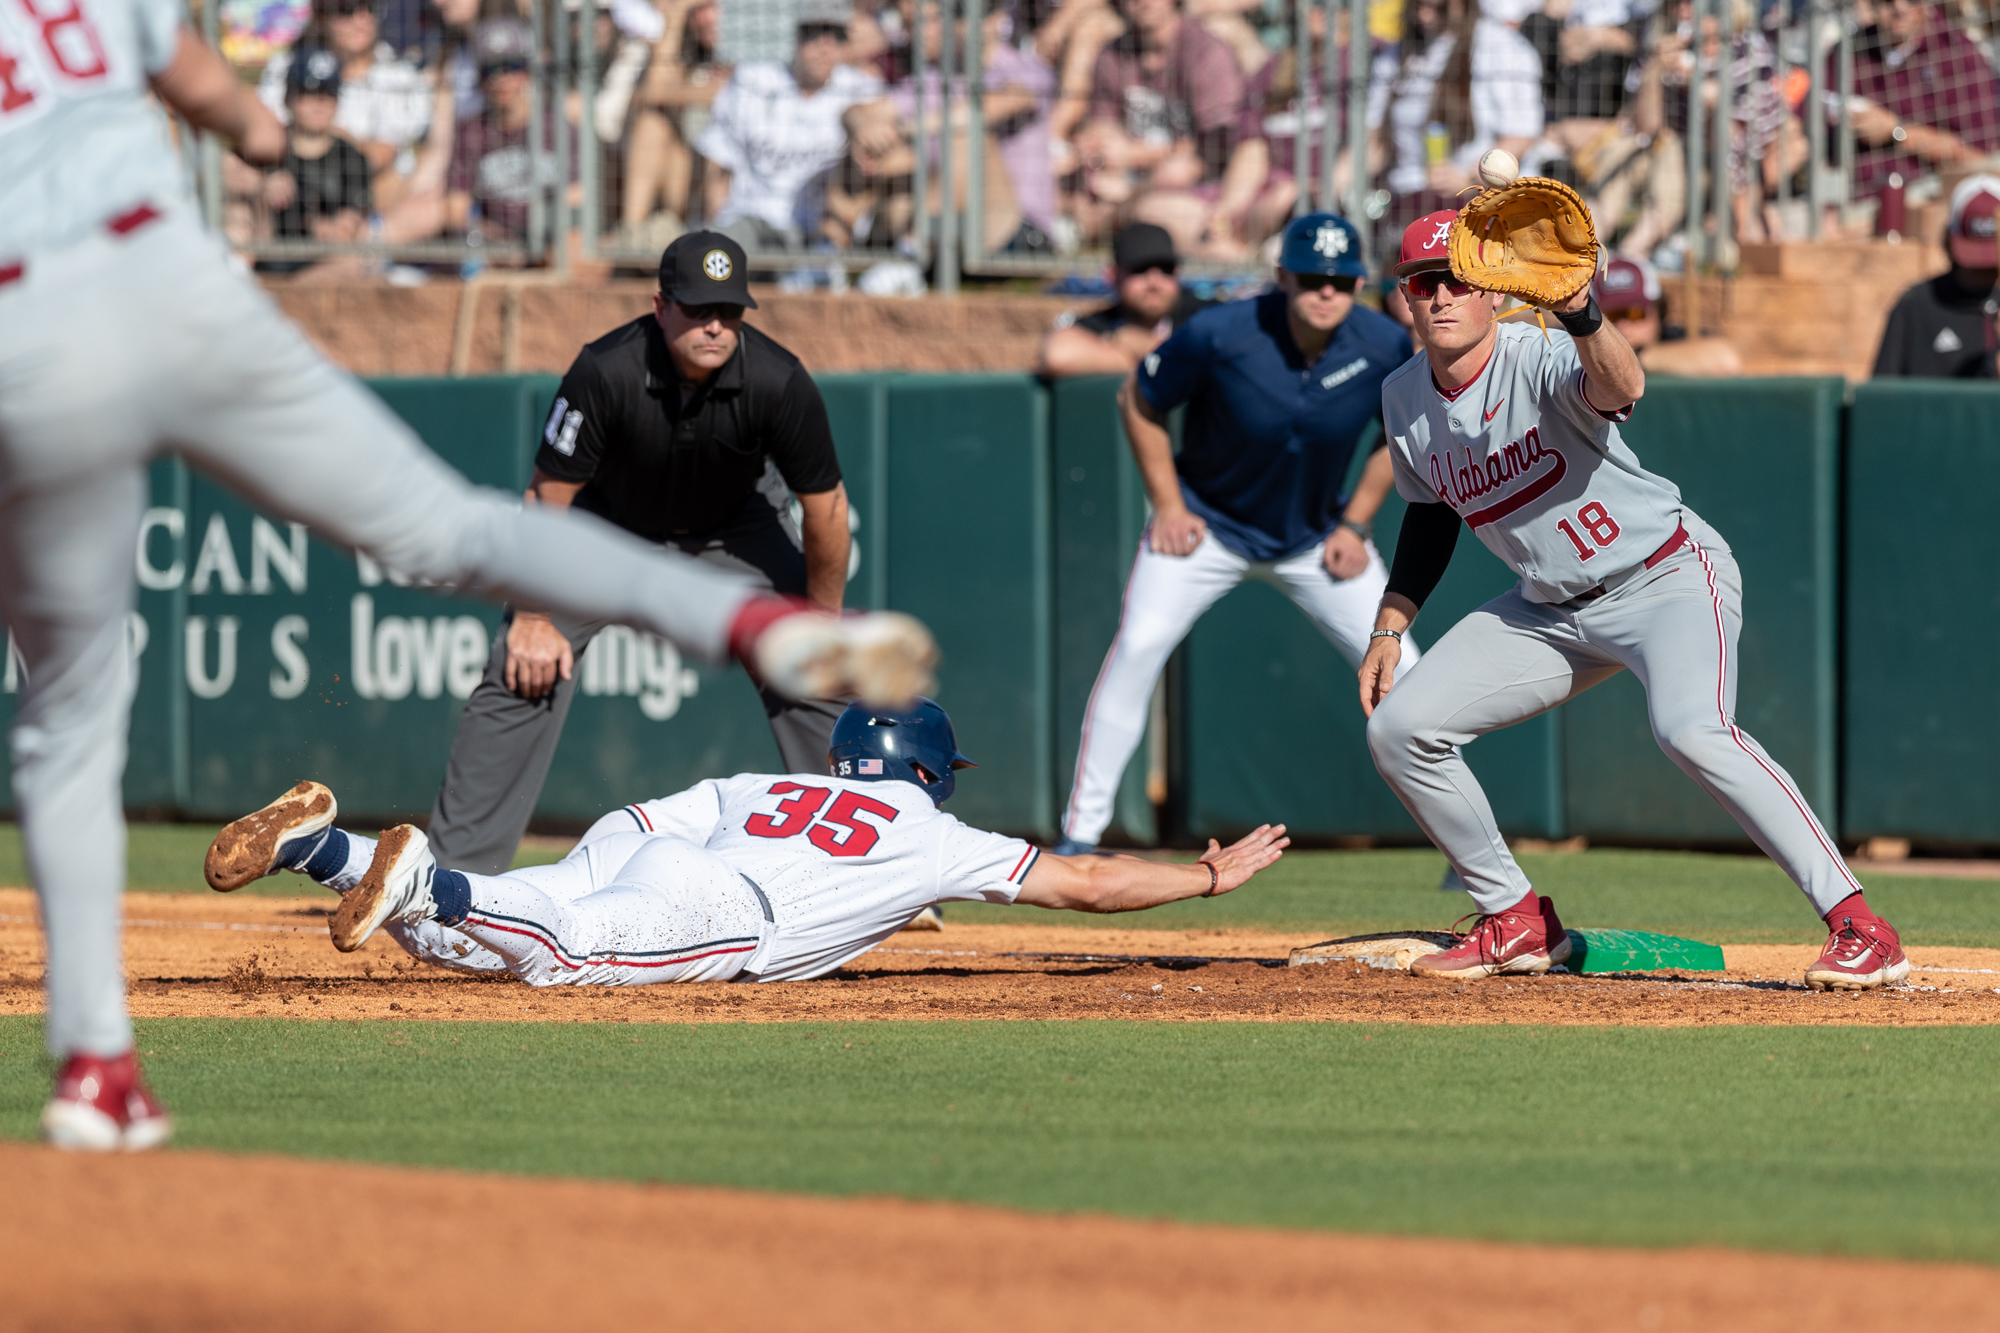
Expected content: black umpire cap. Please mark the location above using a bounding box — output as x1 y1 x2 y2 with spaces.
659 231 758 309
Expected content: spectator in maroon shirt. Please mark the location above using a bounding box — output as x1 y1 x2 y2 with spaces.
1827 0 2000 199
1072 0 1266 258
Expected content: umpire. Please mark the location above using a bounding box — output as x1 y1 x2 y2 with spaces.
428 231 849 873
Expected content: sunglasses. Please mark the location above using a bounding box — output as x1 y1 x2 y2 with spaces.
1294 273 1359 293
1606 305 1650 321
675 300 746 324
480 60 529 77
1401 270 1476 300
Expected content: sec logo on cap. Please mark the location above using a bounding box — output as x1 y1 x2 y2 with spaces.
703 249 732 281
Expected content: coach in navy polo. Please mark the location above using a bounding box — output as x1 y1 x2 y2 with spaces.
1055 213 1417 854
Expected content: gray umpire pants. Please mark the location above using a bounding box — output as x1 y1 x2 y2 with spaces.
1366 513 1864 920
427 511 843 874
0 213 760 1057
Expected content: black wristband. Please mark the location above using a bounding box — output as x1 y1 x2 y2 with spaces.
1556 294 1604 338
1200 860 1218 896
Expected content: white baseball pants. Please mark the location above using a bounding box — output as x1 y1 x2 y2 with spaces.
1062 531 1417 845
333 829 765 985
1366 515 1862 918
0 214 762 1057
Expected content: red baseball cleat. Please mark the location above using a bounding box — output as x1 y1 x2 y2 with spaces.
41 1050 173 1153
1411 891 1572 980
1805 902 1910 991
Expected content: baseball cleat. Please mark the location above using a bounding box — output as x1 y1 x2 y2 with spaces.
330 825 437 953
41 1050 173 1153
1411 891 1572 980
204 780 338 891
1805 910 1910 991
904 904 945 931
747 605 938 708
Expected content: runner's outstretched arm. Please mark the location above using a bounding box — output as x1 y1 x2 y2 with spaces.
1014 825 1288 914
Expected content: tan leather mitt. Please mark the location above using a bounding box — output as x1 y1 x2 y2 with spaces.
1448 178 1599 305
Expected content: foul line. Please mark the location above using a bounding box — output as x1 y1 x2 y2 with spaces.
0 912 318 936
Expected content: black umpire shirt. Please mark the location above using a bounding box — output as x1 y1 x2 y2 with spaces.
534 315 843 541
1871 269 1999 379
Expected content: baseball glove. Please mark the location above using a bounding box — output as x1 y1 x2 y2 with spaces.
1448 178 1599 306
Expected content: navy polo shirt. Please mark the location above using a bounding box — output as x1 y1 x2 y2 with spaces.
1136 291 1413 562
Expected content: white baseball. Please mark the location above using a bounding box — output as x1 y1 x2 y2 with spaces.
1478 148 1520 188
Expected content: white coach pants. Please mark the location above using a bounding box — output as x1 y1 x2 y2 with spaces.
0 216 761 1056
1061 531 1416 845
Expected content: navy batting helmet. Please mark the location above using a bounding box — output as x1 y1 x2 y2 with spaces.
1279 212 1366 278
828 697 976 805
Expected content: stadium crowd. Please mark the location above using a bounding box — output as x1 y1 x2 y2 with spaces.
219 0 2000 285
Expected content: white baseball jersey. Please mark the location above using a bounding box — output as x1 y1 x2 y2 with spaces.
585 773 1042 982
1381 321 1686 604
0 0 190 257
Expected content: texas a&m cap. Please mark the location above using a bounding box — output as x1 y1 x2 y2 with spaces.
659 231 758 309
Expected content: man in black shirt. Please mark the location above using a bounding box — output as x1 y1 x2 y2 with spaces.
1036 224 1210 378
264 48 372 266
428 231 852 873
1873 175 2000 379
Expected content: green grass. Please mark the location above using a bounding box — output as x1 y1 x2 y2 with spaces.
4 1016 1997 1262
0 825 1992 945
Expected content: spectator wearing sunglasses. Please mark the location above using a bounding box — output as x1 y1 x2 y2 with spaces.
1052 213 1416 855
426 232 851 875
1037 223 1211 378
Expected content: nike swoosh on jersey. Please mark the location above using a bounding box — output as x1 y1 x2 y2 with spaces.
1484 400 1505 422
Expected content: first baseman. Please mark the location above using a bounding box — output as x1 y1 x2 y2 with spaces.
1057 213 1418 854
1359 210 1907 990
205 700 1290 985
0 0 931 1152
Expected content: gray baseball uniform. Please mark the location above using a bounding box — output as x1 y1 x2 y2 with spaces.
1368 322 1862 917
0 0 763 1058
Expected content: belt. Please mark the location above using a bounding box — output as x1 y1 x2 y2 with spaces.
0 203 163 290
1569 521 1688 604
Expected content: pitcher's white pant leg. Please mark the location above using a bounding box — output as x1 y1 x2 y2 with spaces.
0 472 146 1057
132 221 755 658
1062 535 1248 844
454 837 765 986
1262 542 1420 670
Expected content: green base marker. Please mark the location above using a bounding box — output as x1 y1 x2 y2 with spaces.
1563 928 1725 974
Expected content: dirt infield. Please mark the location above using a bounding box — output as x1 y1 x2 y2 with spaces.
3 889 1997 1028
3 1140 1997 1332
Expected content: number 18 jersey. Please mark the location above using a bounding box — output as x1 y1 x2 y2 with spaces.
1381 322 1687 605
586 773 1042 982
0 0 190 258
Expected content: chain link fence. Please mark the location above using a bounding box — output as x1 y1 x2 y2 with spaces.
192 0 2000 291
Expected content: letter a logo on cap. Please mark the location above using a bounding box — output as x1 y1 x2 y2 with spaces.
1429 220 1452 247
703 249 732 281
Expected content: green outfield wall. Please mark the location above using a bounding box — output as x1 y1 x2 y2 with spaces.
0 371 1992 847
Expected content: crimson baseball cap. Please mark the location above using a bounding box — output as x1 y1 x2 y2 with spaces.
1948 174 2000 267
1395 209 1460 277
659 230 758 308
1593 256 1660 313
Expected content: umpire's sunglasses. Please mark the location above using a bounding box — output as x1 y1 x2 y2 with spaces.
1401 270 1476 300
1294 273 1359 293
674 299 747 324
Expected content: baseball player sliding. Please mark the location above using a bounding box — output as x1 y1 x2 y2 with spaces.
2 0 934 1152
1359 207 1908 991
205 701 1290 985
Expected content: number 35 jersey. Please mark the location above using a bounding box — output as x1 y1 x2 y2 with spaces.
583 774 1042 982
0 0 191 258
1381 322 1687 605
